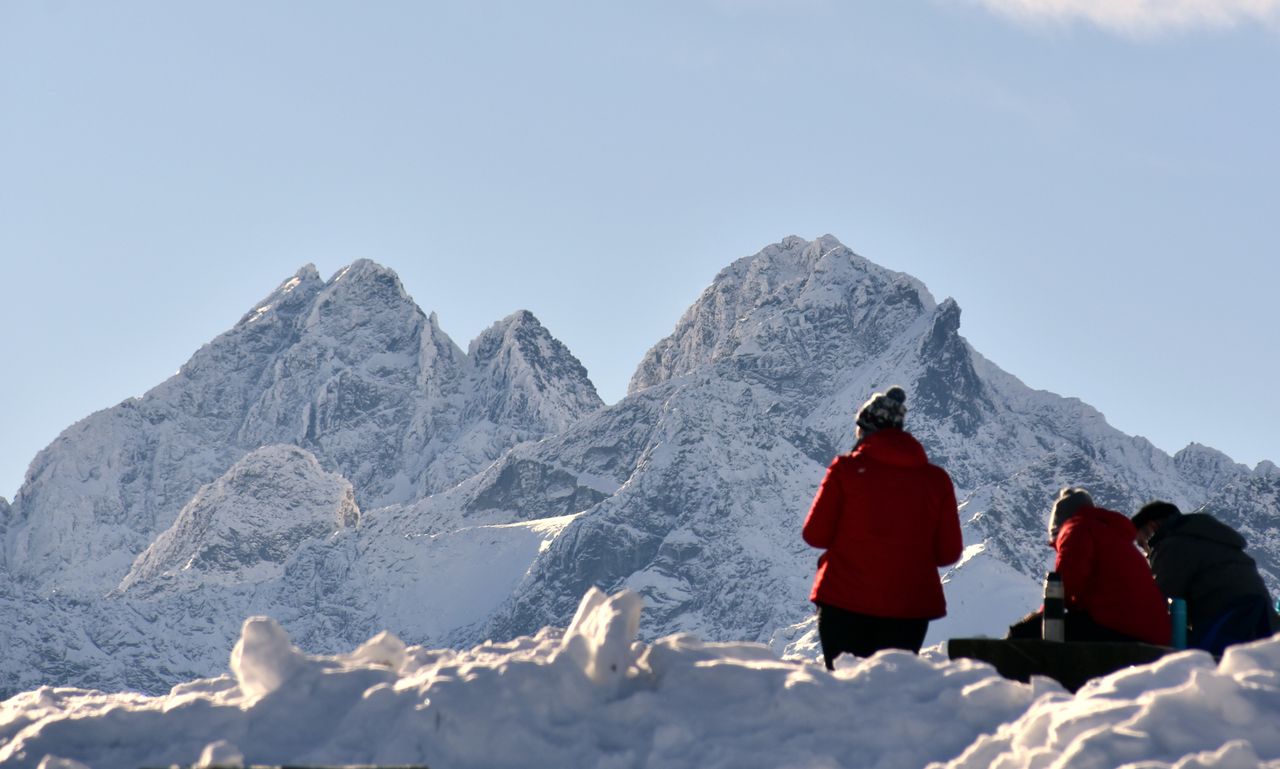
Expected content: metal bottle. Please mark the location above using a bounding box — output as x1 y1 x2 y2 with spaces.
1043 571 1065 642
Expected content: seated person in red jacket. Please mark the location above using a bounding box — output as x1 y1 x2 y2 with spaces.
1008 487 1171 646
802 386 963 670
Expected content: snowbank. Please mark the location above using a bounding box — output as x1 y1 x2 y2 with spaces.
2 590 1279 769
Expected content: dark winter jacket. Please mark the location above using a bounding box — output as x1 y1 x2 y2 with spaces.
1055 506 1172 646
1146 513 1279 645
802 429 962 620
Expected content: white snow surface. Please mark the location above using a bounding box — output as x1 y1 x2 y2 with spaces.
3 590 1280 769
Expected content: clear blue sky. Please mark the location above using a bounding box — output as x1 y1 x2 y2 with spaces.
2 1 1278 499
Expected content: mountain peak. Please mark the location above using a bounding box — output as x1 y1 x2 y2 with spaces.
914 297 991 435
1173 442 1247 494
236 264 326 327
629 236 935 394
315 260 413 312
465 311 602 433
117 445 359 595
330 258 401 284
468 310 542 358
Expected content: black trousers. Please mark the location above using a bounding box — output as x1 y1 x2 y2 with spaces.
816 602 930 670
1006 609 1144 643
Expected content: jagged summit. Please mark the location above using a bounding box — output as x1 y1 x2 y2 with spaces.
914 298 993 435
466 310 603 434
628 235 937 395
1173 442 1247 496
236 263 325 327
3 259 604 599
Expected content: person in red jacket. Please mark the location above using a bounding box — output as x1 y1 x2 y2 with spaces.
1008 487 1172 646
802 385 963 669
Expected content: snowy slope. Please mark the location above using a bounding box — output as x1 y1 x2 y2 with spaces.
0 440 584 696
0 237 1275 698
3 589 1280 769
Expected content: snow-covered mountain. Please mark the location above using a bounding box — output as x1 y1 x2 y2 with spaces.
0 237 1274 696
468 236 1274 650
2 260 601 599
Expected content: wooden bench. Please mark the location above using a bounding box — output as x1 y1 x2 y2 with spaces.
947 638 1178 693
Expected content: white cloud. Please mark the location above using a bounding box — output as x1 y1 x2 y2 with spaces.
967 0 1280 34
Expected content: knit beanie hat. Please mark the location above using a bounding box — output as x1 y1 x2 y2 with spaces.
856 386 908 433
1047 486 1094 542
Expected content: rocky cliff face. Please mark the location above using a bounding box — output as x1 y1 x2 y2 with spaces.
0 238 1274 697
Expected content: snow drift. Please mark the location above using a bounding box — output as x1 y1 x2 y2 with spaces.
3 591 1279 769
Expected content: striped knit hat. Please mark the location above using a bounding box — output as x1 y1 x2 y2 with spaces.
856 386 908 433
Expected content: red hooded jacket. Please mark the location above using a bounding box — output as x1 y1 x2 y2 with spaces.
1055 506 1172 646
802 429 962 620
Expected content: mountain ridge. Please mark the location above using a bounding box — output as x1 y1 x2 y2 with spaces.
0 236 1274 696
3 261 600 599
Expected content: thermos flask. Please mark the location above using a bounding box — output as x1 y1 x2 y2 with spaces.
1043 571 1065 642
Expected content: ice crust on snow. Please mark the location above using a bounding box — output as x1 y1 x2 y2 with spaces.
2 590 1279 769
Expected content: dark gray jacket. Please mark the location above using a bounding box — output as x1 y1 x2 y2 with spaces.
1147 513 1277 639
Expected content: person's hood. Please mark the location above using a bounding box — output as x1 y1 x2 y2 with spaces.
1154 512 1247 550
851 428 929 467
1055 505 1136 549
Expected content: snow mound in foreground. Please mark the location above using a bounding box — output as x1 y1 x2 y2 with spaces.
2 590 1279 769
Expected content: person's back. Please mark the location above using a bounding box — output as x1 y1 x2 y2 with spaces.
802 385 963 668
1056 506 1172 646
803 428 960 620
1135 503 1278 652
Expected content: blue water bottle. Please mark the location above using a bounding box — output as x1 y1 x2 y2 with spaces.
1170 598 1187 649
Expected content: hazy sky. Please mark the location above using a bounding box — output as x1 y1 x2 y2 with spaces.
2 0 1278 499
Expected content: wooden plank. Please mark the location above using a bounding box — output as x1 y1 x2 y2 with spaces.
947 638 1175 692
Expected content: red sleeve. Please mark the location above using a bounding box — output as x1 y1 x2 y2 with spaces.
1054 521 1093 608
802 460 845 549
933 469 963 566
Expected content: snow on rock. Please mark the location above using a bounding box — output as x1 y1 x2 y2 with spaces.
5 590 1279 769
466 310 604 436
117 445 359 595
3 261 601 599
